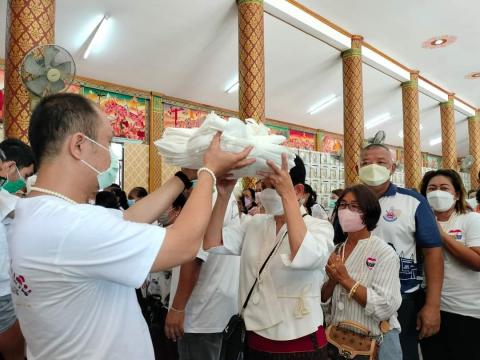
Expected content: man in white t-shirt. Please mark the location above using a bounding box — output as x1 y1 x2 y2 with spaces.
0 139 35 360
8 93 254 360
166 191 240 360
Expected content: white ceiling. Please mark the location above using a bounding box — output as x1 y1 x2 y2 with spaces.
0 0 474 156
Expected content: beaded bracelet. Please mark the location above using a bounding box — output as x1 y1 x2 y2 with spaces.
197 167 216 188
348 281 361 299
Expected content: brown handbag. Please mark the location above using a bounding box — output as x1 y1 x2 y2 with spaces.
325 321 379 360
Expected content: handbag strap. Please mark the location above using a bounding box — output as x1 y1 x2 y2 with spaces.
241 213 308 311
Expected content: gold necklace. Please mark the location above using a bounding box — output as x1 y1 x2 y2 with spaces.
30 187 77 205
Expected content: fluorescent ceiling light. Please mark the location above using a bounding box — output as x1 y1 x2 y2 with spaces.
398 124 424 138
225 80 239 94
83 14 110 60
429 137 442 146
365 113 392 130
308 94 338 115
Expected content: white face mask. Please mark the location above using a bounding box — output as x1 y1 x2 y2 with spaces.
359 164 391 187
427 190 456 212
258 188 284 216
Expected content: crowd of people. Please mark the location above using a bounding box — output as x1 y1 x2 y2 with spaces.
0 93 479 360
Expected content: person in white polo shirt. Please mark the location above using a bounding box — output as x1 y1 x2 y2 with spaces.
165 190 240 360
8 93 254 360
334 143 443 360
419 169 480 360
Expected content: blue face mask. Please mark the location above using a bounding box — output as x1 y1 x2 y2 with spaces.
3 166 26 194
81 136 120 190
127 199 135 206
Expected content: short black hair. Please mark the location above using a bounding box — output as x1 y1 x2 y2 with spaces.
28 93 99 165
0 138 35 170
129 186 148 199
289 155 306 185
107 187 130 210
476 189 480 204
95 191 120 209
335 184 381 232
303 183 317 216
420 169 470 214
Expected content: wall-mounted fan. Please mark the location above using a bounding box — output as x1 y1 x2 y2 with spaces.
461 155 474 172
20 44 76 107
366 130 386 145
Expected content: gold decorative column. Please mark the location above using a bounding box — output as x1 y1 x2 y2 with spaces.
342 35 364 186
401 71 422 189
468 110 480 189
149 95 163 191
238 0 265 123
440 93 457 170
4 0 55 141
238 0 264 190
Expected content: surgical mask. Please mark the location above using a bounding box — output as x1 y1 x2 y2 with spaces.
359 164 391 187
244 197 252 208
3 166 26 194
81 136 120 190
258 188 284 216
328 199 337 209
427 190 456 212
127 199 136 206
338 208 365 233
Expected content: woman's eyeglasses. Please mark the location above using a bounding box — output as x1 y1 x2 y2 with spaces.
338 201 362 213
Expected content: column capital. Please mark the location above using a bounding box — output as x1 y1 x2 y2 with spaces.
401 80 418 89
342 48 362 58
440 99 454 108
351 35 364 49
468 115 479 122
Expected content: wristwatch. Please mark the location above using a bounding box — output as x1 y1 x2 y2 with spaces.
175 171 193 190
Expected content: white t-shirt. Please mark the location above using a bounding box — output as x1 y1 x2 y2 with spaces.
170 194 240 333
438 211 480 319
9 196 164 360
0 190 17 296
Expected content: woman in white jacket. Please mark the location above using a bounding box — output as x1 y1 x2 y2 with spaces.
204 155 334 359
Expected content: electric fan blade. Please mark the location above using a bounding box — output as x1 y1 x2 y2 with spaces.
44 46 60 68
26 76 49 97
48 79 66 94
24 54 45 76
54 61 72 76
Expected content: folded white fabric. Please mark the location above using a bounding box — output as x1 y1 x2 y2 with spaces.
155 112 296 178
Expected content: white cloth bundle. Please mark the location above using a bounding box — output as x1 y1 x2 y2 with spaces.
155 112 296 178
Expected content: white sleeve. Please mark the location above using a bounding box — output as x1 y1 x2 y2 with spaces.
208 215 252 256
280 218 334 270
312 204 329 221
60 207 164 288
365 248 402 321
464 213 480 247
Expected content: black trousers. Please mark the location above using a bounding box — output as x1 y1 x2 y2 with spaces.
420 310 480 360
397 290 425 360
247 347 328 360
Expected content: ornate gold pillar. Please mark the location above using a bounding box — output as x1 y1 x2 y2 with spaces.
4 0 55 142
440 93 457 170
238 0 264 190
468 110 480 189
238 0 265 123
342 35 364 186
401 71 422 189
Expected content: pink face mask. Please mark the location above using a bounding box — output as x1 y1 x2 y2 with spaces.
338 208 365 233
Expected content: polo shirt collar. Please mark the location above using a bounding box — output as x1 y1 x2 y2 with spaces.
380 182 397 198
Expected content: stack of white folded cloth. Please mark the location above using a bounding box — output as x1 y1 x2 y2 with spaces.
155 112 295 178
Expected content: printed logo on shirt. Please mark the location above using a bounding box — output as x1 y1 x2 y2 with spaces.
11 272 32 296
383 207 401 222
366 257 377 270
448 229 463 240
399 253 417 281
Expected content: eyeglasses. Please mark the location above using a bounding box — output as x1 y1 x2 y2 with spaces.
338 201 362 213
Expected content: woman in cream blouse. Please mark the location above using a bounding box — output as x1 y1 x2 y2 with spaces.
204 155 334 359
322 184 402 360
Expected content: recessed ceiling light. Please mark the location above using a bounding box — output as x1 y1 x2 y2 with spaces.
465 72 480 80
308 94 338 115
365 113 392 130
422 35 457 49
